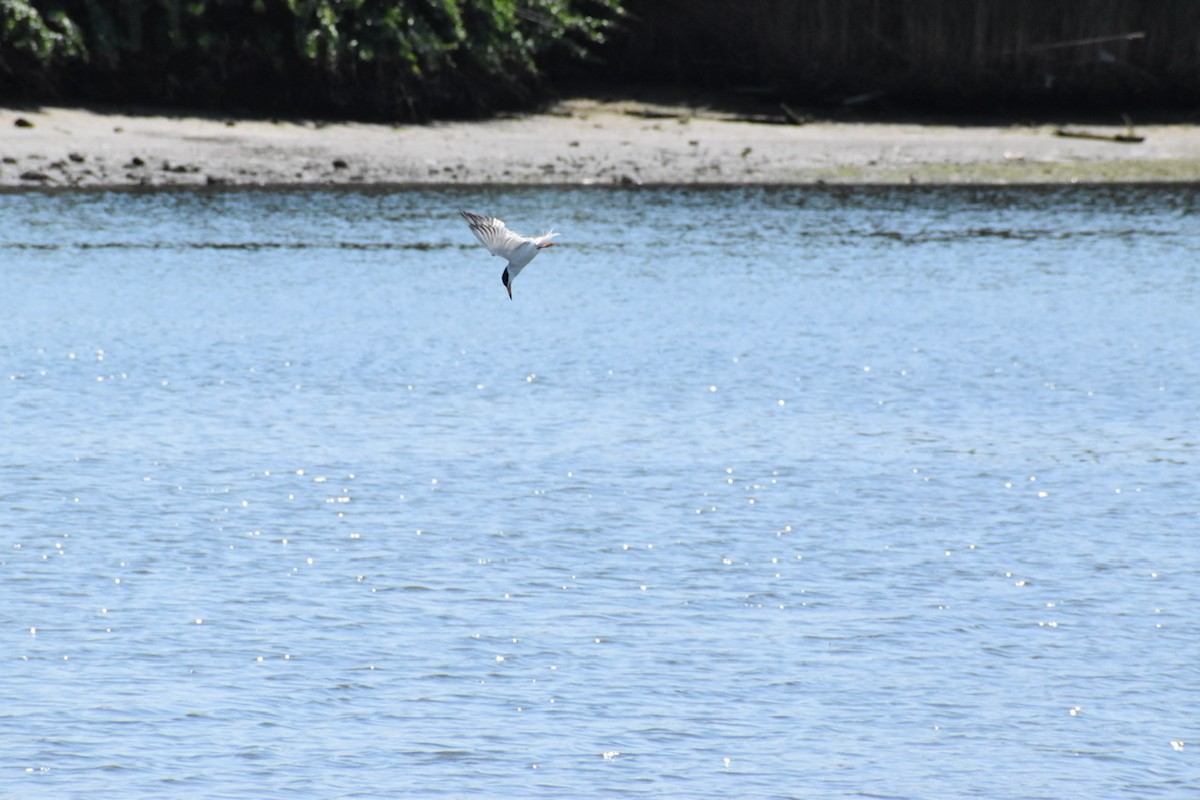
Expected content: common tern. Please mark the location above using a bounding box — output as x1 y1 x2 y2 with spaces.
460 210 558 299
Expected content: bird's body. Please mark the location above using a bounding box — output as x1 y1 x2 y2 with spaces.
460 210 558 299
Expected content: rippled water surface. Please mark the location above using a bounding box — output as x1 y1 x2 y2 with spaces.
2 185 1198 798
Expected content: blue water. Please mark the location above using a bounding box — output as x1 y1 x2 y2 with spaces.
1 185 1198 798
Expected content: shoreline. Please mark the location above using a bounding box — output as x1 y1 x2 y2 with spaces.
3 99 1200 189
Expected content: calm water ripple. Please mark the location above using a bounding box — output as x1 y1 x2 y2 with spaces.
1 185 1198 798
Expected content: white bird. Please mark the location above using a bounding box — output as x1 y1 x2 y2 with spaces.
460 210 558 299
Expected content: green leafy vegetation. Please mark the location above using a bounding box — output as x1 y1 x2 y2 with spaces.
3 1 1198 119
0 0 622 119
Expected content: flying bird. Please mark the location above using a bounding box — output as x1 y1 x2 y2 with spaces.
460 210 558 299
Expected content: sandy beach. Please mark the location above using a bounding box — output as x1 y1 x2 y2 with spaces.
3 98 1199 188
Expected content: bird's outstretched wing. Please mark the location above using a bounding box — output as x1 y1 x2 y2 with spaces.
460 211 526 259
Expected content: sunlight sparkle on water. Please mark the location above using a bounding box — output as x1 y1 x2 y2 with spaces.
1 186 1197 800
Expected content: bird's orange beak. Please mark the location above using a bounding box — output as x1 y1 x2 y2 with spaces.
537 242 556 249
